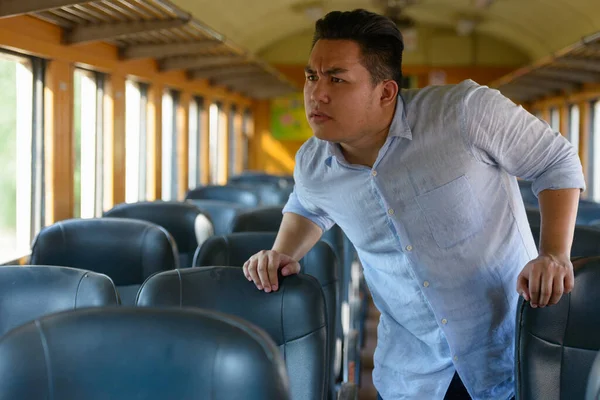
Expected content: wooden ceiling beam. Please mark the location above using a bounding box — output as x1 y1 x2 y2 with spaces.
120 39 222 60
188 65 263 80
159 54 245 72
64 16 191 45
0 0 86 18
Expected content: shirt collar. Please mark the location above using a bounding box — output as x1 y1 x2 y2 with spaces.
324 93 412 165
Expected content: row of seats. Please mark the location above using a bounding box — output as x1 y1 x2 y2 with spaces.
10 170 360 400
184 172 367 386
0 289 290 399
25 217 351 399
1 257 599 399
2 171 365 399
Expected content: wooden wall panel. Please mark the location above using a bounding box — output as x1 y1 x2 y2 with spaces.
110 74 126 207
44 59 73 224
177 91 190 200
146 83 163 201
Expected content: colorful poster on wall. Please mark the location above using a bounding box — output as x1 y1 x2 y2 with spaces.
270 92 313 141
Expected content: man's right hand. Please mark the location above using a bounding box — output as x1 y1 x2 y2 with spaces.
243 250 301 293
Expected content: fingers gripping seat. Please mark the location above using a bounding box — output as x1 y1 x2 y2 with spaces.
515 256 600 400
193 232 341 399
185 185 260 207
0 265 118 337
0 307 291 400
136 266 327 400
30 218 178 305
103 201 212 268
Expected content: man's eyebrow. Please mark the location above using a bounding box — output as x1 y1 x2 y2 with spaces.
304 66 349 75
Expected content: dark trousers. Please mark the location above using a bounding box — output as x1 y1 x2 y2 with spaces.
376 372 514 400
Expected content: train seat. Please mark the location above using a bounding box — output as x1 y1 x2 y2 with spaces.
0 307 290 400
103 201 211 268
515 256 600 400
0 265 118 337
30 218 178 305
136 266 328 400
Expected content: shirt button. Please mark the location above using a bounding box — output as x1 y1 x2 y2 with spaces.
453 356 458 362
388 208 394 215
406 245 413 252
441 318 448 325
423 281 429 287
371 170 377 177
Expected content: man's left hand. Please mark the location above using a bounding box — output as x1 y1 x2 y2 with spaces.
516 254 574 308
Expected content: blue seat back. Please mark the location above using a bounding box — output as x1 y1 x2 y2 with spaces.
137 266 327 400
30 218 178 305
103 201 207 268
194 232 340 399
186 185 260 207
516 256 600 400
186 199 248 235
0 307 290 400
0 265 118 337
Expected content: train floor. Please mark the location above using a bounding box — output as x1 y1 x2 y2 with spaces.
359 294 380 400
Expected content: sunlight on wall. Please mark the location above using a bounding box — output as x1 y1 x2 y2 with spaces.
79 71 97 219
260 132 296 174
125 80 141 203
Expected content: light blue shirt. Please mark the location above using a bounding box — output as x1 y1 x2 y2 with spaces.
282 79 585 400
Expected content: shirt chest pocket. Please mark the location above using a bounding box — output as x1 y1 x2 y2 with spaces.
415 175 484 249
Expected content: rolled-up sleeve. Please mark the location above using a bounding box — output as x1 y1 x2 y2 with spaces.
461 82 586 197
282 186 335 232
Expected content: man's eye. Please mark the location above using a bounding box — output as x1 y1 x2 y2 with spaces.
306 75 317 81
331 77 343 83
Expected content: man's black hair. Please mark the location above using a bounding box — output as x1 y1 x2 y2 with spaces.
312 9 404 88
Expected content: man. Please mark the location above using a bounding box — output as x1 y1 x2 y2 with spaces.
243 9 585 400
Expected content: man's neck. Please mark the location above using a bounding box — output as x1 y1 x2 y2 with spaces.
339 126 390 167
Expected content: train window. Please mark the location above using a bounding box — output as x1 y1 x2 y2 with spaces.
125 80 148 203
209 102 225 184
188 96 203 189
242 109 253 171
161 88 178 200
569 105 580 153
73 68 105 219
228 105 237 177
550 107 560 132
0 52 44 262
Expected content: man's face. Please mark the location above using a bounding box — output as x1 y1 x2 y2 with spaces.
304 39 383 143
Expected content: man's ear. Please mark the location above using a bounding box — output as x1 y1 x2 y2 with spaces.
380 79 399 106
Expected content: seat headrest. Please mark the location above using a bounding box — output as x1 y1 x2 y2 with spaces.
30 218 178 285
0 265 119 337
136 266 327 400
587 351 600 400
185 185 260 207
193 232 338 286
186 199 247 235
137 266 325 346
0 307 290 400
516 256 600 400
229 172 293 189
253 185 293 206
103 201 207 254
231 206 284 233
